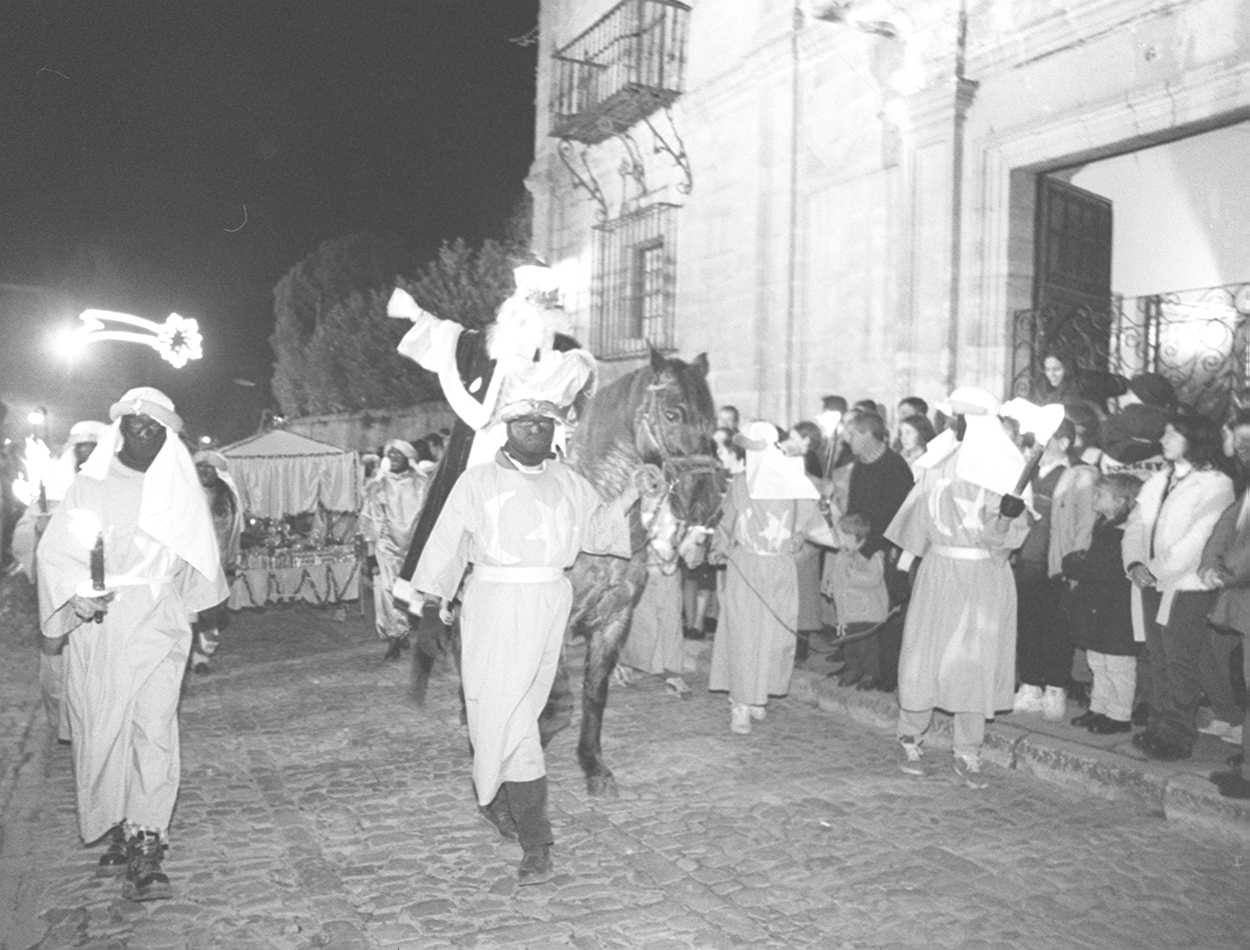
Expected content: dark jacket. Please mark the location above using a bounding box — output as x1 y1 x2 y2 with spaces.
1062 515 1138 656
1201 493 1250 637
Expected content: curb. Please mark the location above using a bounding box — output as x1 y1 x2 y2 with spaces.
685 640 1250 842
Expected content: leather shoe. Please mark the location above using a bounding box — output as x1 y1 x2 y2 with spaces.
1088 716 1132 735
517 846 553 886
1142 737 1191 762
478 805 518 841
1131 703 1150 726
1209 770 1250 799
1070 710 1099 728
1132 729 1160 751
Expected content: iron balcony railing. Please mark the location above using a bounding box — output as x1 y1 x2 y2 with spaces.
551 0 690 144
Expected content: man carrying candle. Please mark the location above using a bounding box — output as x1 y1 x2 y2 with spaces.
36 387 225 902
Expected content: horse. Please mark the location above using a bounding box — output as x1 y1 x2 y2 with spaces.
410 349 720 798
542 348 721 797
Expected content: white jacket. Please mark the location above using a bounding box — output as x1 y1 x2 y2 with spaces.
1122 465 1233 638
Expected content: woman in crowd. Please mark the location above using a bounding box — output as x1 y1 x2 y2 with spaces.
896 413 935 472
1123 414 1235 761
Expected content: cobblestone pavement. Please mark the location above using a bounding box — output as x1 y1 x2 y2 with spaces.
4 600 1250 949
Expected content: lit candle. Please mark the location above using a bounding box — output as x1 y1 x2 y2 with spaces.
90 532 106 623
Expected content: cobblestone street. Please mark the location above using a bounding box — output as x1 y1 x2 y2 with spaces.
4 598 1250 949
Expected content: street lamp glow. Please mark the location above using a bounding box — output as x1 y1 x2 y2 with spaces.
60 310 205 368
27 408 46 426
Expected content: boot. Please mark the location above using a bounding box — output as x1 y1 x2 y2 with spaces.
507 778 554 885
518 845 553 886
98 823 128 868
122 830 172 901
478 786 518 841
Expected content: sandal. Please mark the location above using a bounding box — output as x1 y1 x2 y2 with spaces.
612 665 637 688
664 675 692 699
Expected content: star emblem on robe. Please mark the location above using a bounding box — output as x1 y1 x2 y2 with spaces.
523 498 562 554
482 490 522 564
758 510 792 549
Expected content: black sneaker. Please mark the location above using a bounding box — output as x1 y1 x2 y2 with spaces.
517 846 553 886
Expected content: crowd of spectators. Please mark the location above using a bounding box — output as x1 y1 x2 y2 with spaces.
675 357 1249 799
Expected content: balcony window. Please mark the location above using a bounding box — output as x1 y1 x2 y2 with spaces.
591 203 678 358
551 0 690 144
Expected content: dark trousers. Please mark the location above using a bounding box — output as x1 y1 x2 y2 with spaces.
1142 587 1219 750
497 777 551 850
1015 566 1072 688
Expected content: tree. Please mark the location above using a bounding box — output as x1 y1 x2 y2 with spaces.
269 193 534 415
397 237 518 332
269 232 411 416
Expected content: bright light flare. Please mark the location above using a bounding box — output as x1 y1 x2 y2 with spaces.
58 309 205 368
13 435 54 507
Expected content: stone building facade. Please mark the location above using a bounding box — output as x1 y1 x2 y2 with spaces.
527 0 1250 422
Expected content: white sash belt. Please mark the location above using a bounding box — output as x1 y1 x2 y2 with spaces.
931 545 991 561
473 565 564 583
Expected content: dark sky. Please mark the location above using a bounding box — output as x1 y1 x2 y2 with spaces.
0 0 538 443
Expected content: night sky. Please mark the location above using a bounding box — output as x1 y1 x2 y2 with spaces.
0 0 539 443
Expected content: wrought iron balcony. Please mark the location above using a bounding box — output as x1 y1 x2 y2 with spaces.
551 0 690 144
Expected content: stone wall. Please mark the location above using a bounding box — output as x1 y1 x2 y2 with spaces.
532 0 1250 423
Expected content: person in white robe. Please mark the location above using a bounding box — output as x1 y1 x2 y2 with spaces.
189 449 244 674
12 420 107 740
36 387 226 902
358 438 428 659
412 392 637 887
885 387 1031 789
708 422 836 734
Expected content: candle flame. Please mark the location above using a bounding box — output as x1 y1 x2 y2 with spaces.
65 508 103 551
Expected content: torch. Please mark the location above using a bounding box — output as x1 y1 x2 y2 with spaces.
90 532 106 623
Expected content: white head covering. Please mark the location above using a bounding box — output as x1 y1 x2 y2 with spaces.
193 449 229 472
383 438 418 463
68 420 109 446
81 387 220 580
740 421 820 501
936 386 1000 417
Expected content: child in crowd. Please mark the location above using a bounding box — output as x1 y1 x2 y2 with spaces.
1062 473 1142 733
822 512 889 689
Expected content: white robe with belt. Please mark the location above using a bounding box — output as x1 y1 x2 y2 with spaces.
412 453 630 805
37 458 225 841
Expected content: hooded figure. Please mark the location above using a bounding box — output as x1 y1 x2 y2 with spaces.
358 437 428 657
885 386 1031 788
16 419 108 742
188 449 245 674
708 422 834 734
36 387 226 902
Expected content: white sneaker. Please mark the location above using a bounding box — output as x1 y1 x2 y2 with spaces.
1221 724 1244 746
730 703 751 735
748 705 766 721
952 753 989 790
1012 684 1044 714
897 738 926 776
1042 686 1067 722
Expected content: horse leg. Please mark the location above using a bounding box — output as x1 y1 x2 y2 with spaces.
578 612 631 798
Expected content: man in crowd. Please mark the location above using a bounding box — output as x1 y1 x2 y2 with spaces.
885 387 1031 788
835 411 914 688
412 391 637 886
717 404 740 432
189 450 243 674
12 419 108 737
36 387 226 901
360 438 428 660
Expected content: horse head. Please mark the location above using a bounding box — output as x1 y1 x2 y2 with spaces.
633 348 716 464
